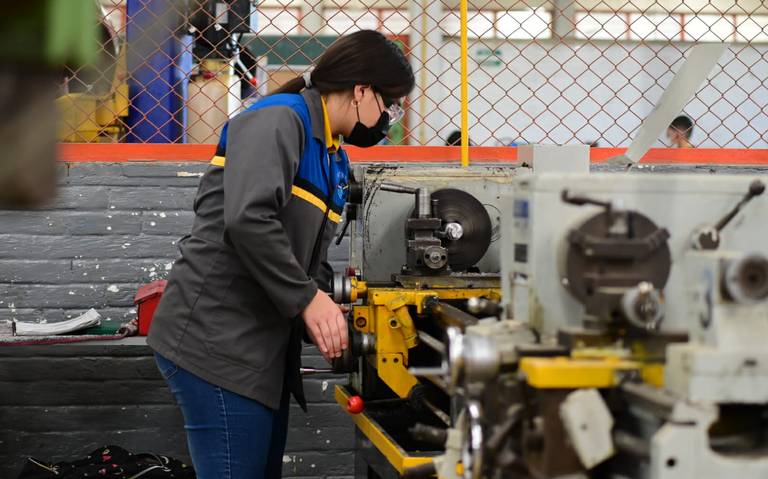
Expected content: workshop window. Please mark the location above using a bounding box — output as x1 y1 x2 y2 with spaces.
576 10 767 43
736 15 768 43
323 8 378 35
497 9 551 40
575 12 629 40
683 14 735 42
255 7 302 35
379 9 410 36
441 9 551 39
627 13 682 41
468 10 496 38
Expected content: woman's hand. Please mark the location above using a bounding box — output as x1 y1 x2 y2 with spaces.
301 290 348 361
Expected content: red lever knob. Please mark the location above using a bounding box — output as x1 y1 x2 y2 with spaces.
347 395 364 414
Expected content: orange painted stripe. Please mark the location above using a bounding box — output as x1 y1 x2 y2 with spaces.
344 146 519 162
58 144 216 162
57 144 768 165
589 147 768 165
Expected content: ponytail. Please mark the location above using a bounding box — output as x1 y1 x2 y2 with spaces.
271 30 414 98
272 75 306 95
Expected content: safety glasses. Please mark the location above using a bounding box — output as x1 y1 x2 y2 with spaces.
374 89 405 125
384 101 405 125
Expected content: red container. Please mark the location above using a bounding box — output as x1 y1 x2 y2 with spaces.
134 280 167 336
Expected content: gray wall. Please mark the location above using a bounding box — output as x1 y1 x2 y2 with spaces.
0 341 353 479
0 162 349 325
0 162 353 478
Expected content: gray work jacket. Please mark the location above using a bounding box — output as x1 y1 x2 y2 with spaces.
147 88 349 410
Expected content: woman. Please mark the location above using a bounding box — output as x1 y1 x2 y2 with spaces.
148 30 415 479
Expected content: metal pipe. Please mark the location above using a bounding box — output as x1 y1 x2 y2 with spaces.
424 297 479 331
408 366 447 377
424 398 451 426
409 423 448 446
613 430 650 459
300 367 334 375
418 331 446 354
620 381 675 420
402 461 436 479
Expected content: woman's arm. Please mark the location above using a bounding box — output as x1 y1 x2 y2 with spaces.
223 106 317 320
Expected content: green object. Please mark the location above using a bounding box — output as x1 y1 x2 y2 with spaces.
385 38 408 145
386 122 406 145
80 322 123 336
475 46 503 67
243 35 338 65
0 0 98 66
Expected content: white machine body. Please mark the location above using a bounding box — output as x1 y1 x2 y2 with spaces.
666 250 768 404
501 173 768 337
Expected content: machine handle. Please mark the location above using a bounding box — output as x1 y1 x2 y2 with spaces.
346 395 364 414
335 213 353 245
561 190 613 209
694 179 765 250
714 179 765 233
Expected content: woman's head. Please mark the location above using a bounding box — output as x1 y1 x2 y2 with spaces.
274 30 415 99
273 30 415 145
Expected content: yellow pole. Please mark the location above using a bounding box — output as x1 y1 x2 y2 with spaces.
459 0 469 167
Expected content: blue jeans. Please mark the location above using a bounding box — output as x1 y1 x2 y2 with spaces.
155 353 290 479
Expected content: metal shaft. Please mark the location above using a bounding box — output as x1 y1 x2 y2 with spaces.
416 188 432 218
380 182 417 195
300 367 334 375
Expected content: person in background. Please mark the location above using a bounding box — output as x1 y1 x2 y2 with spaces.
446 129 473 146
667 115 694 148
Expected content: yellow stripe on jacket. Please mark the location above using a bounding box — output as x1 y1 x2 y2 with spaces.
210 156 341 223
292 185 342 223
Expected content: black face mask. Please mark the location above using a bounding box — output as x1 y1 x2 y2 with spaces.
343 101 391 148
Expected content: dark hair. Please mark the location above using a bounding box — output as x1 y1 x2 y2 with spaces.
445 130 473 146
272 30 415 99
670 115 694 139
446 130 461 146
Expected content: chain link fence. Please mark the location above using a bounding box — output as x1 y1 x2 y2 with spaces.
58 0 768 148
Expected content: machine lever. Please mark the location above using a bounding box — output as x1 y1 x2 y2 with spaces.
561 190 613 210
694 179 765 250
714 179 765 232
561 190 618 228
335 213 352 245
